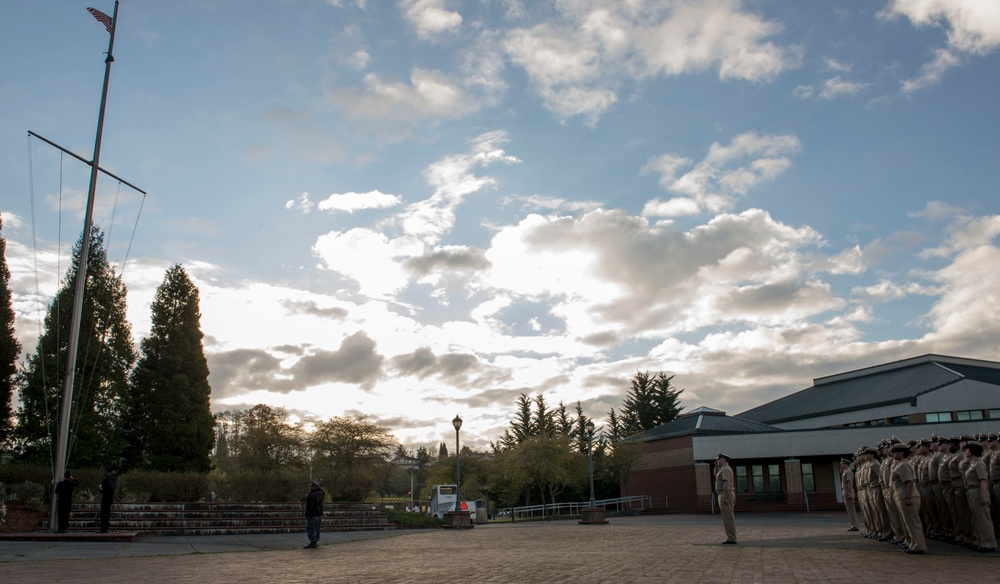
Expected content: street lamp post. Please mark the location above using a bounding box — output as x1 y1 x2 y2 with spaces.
453 415 463 512
442 415 473 529
579 419 607 525
586 420 596 508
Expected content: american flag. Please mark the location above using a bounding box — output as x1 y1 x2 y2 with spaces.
87 7 113 33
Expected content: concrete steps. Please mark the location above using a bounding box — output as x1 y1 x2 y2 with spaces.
41 501 396 536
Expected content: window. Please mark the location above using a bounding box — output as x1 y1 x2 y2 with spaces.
956 410 983 421
768 464 782 492
888 415 909 425
990 409 1000 420
801 463 815 492
735 466 748 493
752 465 765 493
925 412 952 423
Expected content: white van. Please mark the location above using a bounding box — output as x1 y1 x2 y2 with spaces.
429 484 475 519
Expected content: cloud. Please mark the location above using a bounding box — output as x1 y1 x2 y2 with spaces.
882 0 1000 55
901 48 962 94
908 200 964 222
483 207 839 341
817 76 871 99
641 131 800 216
399 0 463 40
317 190 404 213
503 0 799 123
881 0 1000 92
327 68 480 127
312 131 519 298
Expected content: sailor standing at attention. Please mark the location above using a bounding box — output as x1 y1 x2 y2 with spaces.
715 452 737 545
840 458 860 532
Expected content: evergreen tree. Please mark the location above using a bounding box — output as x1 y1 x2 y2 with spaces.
0 217 21 448
14 227 135 468
618 371 684 436
125 264 215 472
533 394 555 435
555 401 573 436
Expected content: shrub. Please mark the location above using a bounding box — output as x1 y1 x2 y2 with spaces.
118 471 210 502
7 482 46 503
382 508 442 529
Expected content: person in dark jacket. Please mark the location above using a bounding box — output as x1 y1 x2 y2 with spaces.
99 466 117 533
54 470 80 533
305 481 325 548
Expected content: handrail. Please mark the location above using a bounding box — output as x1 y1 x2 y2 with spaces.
498 495 651 520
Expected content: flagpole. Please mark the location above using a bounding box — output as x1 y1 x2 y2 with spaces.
49 0 120 533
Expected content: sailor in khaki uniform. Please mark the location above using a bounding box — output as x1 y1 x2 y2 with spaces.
715 452 737 544
962 441 996 553
988 433 1000 538
840 458 860 531
881 440 905 544
890 442 926 554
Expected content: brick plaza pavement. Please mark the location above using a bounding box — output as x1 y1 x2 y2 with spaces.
1 514 996 583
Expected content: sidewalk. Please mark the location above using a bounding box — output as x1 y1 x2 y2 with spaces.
1 513 995 583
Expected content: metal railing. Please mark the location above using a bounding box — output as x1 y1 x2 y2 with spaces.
498 495 651 521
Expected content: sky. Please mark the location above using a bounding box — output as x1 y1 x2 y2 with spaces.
2 0 999 451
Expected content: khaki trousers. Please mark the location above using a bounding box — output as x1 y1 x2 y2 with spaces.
843 494 859 529
895 491 926 551
966 489 997 549
719 490 736 542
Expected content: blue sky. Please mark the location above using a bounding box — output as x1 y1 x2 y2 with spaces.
2 0 999 450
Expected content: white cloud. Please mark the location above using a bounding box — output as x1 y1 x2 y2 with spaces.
824 57 853 73
882 0 1000 55
311 132 519 298
400 0 463 40
503 0 799 122
286 192 314 213
329 68 479 124
901 48 962 94
642 132 800 216
920 214 1000 258
483 207 836 342
818 75 871 99
908 200 964 221
882 0 1000 92
317 190 403 213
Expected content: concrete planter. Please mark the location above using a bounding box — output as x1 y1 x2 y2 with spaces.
442 510 475 529
578 507 608 525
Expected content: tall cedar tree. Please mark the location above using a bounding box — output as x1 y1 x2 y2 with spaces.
15 227 135 468
126 264 215 472
0 217 22 447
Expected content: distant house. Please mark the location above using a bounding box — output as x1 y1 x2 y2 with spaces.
627 354 1000 513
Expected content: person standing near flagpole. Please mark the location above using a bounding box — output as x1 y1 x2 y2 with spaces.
304 481 325 549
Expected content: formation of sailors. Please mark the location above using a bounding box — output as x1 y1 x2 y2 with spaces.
842 433 998 555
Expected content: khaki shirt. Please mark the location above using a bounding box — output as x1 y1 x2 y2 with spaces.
715 465 735 494
964 458 988 491
949 452 965 489
841 467 855 497
928 451 942 483
891 458 915 501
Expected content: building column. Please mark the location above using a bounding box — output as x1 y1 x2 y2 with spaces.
695 462 713 512
784 458 805 510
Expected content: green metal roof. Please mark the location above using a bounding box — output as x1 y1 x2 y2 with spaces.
736 357 990 425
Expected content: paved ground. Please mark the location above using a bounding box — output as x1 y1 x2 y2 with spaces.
1 512 996 583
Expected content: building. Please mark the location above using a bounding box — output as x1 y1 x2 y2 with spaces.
627 354 1000 513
